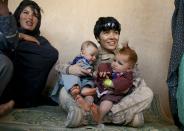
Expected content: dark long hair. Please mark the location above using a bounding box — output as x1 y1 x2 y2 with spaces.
14 0 42 36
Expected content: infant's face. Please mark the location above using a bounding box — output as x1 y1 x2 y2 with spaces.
82 46 98 64
111 54 132 72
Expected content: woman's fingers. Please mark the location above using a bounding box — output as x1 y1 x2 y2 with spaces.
69 63 92 76
31 37 40 45
19 33 40 45
75 63 91 76
69 64 88 76
26 36 40 45
80 68 91 76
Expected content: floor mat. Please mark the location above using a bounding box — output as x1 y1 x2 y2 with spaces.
0 105 178 131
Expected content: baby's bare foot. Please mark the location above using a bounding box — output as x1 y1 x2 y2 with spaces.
70 86 80 98
90 103 100 123
75 95 90 111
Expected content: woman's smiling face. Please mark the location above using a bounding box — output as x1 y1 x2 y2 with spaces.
97 29 119 52
19 6 38 31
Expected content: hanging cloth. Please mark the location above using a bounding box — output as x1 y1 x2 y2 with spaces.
167 0 184 128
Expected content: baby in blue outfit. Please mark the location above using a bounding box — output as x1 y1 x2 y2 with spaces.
54 41 98 108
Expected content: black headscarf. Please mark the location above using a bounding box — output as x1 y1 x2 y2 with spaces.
14 0 42 36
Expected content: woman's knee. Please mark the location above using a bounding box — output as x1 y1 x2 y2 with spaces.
0 55 13 94
0 54 13 77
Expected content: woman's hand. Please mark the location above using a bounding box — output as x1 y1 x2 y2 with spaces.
0 0 9 16
69 63 91 76
19 33 40 45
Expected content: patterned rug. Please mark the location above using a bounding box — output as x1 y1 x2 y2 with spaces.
0 95 179 131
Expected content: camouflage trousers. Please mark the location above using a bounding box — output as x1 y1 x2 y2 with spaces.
59 78 153 127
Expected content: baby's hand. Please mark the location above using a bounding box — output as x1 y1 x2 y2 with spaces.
98 71 111 78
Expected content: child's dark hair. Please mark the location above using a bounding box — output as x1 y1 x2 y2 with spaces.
94 17 121 39
81 41 98 51
119 44 138 66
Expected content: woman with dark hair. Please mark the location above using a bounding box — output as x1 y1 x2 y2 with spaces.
0 0 58 108
54 17 153 128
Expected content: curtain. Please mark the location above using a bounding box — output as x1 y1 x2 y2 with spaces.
167 0 184 129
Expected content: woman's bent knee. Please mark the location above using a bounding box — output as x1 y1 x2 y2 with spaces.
0 54 13 95
0 54 13 76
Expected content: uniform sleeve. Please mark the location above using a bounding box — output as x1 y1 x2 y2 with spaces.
55 62 70 74
113 72 133 95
